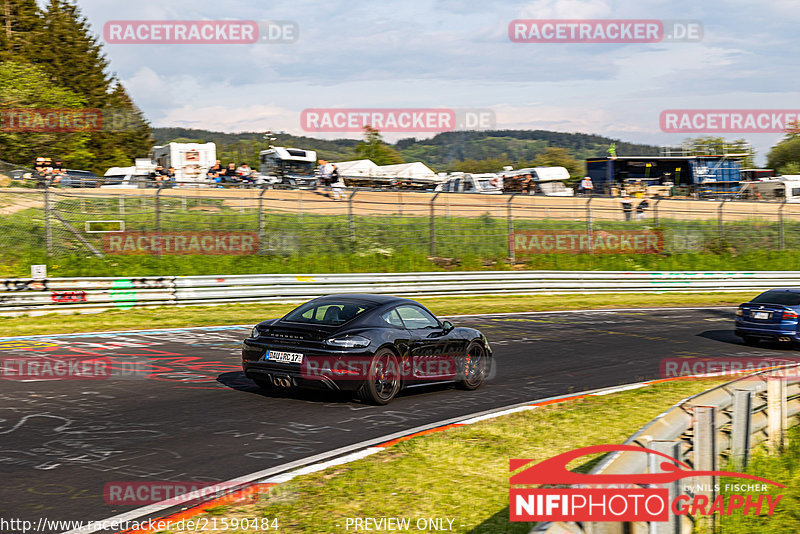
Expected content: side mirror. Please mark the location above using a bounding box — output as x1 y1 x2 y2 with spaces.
441 320 454 333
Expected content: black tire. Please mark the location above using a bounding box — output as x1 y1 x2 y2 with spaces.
742 336 760 346
456 341 489 390
252 378 273 391
357 349 401 405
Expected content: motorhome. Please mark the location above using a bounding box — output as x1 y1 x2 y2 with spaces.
149 142 216 184
741 177 800 202
435 173 503 194
259 147 318 188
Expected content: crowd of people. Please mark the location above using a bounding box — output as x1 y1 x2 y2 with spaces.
205 160 258 186
32 157 66 184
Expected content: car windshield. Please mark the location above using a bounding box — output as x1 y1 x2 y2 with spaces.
282 301 374 325
751 290 800 306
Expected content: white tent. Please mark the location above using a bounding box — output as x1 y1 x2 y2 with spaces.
332 159 379 176
375 162 437 180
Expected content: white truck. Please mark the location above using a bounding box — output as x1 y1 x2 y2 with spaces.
435 173 503 194
258 147 318 188
149 142 216 185
501 166 575 196
101 159 157 188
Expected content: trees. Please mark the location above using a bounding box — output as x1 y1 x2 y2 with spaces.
767 123 800 175
354 126 404 165
0 61 93 167
0 0 152 172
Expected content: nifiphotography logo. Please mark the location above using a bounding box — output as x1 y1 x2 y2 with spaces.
509 444 784 522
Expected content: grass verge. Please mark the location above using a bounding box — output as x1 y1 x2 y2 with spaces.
0 291 756 338
157 378 728 534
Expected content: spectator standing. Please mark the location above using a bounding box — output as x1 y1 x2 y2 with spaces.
580 176 594 197
635 196 650 220
331 165 346 201
621 195 633 221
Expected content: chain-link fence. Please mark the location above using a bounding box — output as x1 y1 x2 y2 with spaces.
1 183 800 276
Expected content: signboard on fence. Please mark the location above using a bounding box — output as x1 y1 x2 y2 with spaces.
103 232 259 255
511 230 664 255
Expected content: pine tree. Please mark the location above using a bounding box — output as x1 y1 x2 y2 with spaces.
0 0 41 62
32 0 110 105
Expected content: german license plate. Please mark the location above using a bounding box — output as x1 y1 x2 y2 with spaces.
264 350 303 364
753 311 770 320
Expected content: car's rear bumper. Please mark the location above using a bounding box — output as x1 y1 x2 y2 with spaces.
735 322 800 341
242 339 371 392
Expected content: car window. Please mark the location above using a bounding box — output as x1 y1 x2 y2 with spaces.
395 305 439 329
381 308 405 328
283 302 373 325
751 290 800 306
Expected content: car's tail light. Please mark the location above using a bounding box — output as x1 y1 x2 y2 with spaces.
326 335 371 348
783 310 799 320
736 307 743 317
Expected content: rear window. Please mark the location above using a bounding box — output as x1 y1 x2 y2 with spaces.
751 290 800 306
283 301 374 325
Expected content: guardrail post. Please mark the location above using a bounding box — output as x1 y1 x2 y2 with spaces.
649 440 682 534
730 389 752 468
693 405 716 533
779 199 787 250
429 192 439 257
44 182 53 256
507 193 517 263
257 187 268 254
767 376 787 452
349 190 358 245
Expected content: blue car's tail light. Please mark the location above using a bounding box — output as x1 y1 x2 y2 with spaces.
325 335 371 348
783 310 799 320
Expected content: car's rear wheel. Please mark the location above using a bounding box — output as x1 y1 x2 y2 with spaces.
457 342 488 390
357 349 401 405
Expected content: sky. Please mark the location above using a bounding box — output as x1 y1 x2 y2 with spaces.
73 0 800 164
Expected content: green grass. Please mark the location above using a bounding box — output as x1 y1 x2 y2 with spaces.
0 291 756 338
715 426 800 533
2 198 800 276
155 378 728 534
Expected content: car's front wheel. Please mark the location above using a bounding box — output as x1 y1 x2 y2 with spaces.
457 342 489 390
357 349 401 405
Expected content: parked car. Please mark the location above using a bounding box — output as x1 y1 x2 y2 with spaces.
60 169 101 188
242 294 492 405
435 173 503 194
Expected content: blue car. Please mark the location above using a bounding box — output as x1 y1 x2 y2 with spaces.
735 289 800 345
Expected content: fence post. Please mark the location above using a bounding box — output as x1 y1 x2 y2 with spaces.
155 185 163 258
257 186 268 254
653 198 662 227
586 196 593 241
767 376 787 452
693 405 716 533
44 182 53 256
649 440 682 534
429 192 439 257
507 193 517 263
779 200 787 250
717 201 725 242
119 194 125 215
730 389 752 468
348 190 358 245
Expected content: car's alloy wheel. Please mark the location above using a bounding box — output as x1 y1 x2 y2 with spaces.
457 342 488 390
358 350 401 405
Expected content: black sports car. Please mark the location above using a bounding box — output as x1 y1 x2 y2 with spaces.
242 294 492 404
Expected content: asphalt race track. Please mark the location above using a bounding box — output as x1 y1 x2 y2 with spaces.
0 307 788 531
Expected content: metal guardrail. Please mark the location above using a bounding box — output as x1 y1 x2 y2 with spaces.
0 270 793 314
531 367 800 534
